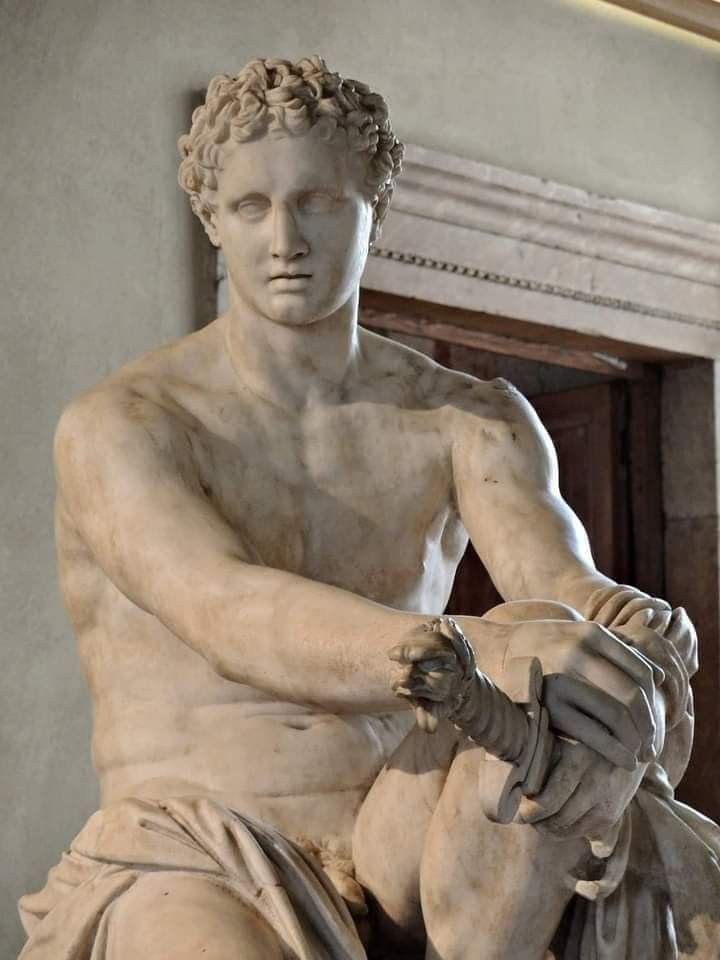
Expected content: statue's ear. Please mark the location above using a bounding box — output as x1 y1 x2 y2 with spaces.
368 192 383 250
368 202 379 248
191 196 221 248
205 220 221 248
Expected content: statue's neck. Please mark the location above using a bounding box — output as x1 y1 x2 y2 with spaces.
223 295 362 411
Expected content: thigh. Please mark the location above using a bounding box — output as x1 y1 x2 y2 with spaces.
356 599 585 958
421 744 588 960
353 720 461 949
106 872 286 960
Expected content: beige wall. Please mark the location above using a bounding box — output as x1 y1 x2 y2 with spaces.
1 0 718 953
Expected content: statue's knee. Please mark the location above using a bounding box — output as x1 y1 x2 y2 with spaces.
482 599 583 624
106 872 284 959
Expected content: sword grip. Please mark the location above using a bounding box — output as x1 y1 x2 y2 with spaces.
434 616 555 824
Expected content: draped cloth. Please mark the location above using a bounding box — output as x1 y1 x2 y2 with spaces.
18 796 367 960
556 587 720 960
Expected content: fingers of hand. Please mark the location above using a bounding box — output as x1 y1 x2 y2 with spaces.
667 606 690 639
532 785 601 840
521 747 615 840
545 672 655 764
533 762 638 841
518 742 594 824
612 628 666 687
582 625 660 702
607 595 670 633
543 682 641 771
630 606 672 636
666 607 698 666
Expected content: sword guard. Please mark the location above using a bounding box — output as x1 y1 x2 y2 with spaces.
478 655 554 823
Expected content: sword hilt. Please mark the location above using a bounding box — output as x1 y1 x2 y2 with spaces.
430 616 555 824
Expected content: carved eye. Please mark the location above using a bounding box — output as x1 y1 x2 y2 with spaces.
234 196 270 219
299 191 340 214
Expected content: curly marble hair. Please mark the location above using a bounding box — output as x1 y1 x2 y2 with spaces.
178 56 404 240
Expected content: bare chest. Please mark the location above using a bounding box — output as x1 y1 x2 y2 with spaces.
190 401 466 605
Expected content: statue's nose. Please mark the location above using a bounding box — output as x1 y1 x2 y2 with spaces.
271 205 309 260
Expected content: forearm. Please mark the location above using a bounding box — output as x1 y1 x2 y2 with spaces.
154 556 511 712
56 393 515 713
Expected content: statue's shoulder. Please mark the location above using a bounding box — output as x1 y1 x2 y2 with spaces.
442 374 534 428
55 324 224 478
439 372 554 482
358 327 486 407
358 329 536 440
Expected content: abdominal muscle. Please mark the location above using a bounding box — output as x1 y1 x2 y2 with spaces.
67 551 418 853
95 694 414 853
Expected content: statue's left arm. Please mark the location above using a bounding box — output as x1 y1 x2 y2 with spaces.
452 378 642 612
451 378 696 823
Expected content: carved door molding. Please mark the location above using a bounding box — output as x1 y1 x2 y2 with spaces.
361 144 720 359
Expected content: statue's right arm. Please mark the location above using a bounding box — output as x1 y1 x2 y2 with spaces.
54 388 510 712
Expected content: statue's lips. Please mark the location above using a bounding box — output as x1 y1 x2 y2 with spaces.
269 274 313 282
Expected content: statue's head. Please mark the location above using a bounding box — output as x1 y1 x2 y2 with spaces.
178 56 403 246
177 57 403 328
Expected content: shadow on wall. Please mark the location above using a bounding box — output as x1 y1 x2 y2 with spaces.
182 88 219 332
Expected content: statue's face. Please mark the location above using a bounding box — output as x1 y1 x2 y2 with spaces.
208 132 374 327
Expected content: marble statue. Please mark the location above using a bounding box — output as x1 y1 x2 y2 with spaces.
18 56 720 959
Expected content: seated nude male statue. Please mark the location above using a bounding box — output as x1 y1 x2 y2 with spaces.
18 57 720 960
